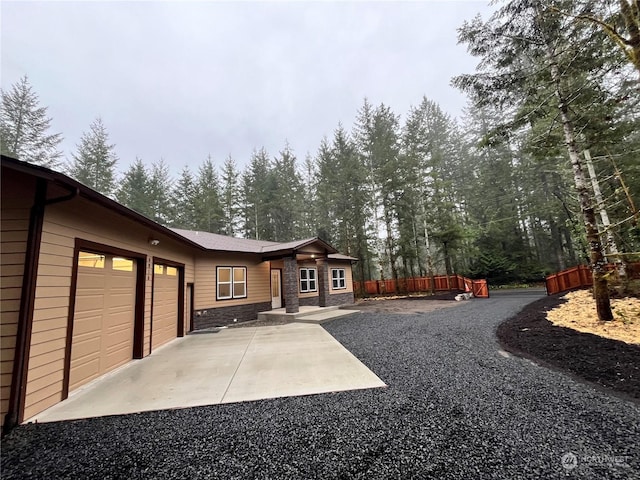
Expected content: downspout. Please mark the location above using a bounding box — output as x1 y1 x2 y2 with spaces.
3 181 79 436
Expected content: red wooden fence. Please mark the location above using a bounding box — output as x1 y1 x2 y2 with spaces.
353 274 489 298
545 262 640 295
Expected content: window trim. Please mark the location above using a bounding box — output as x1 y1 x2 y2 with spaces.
216 266 247 300
331 268 347 290
299 267 318 293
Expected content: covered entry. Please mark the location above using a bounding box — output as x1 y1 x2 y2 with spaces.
68 251 137 392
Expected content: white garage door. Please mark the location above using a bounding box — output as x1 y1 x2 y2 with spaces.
69 252 136 392
152 264 179 350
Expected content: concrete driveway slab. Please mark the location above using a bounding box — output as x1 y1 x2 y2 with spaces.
30 323 385 423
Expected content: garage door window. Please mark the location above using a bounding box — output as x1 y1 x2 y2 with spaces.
154 264 164 275
78 251 105 268
113 257 134 271
166 266 178 276
217 266 247 300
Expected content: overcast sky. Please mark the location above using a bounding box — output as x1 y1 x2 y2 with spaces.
1 1 494 176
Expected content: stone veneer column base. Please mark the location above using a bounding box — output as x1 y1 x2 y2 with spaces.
326 292 355 306
193 301 272 329
299 296 320 307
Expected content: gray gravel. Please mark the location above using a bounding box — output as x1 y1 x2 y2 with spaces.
2 290 639 479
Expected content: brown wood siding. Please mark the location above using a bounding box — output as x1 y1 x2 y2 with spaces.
194 253 270 309
22 197 197 421
0 171 35 420
329 261 354 294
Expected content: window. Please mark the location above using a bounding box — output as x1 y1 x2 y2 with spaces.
154 264 165 275
112 257 134 271
78 251 105 268
332 268 346 289
217 266 247 300
166 266 178 276
300 268 317 293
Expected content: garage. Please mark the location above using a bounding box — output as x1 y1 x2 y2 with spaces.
69 252 137 392
152 263 180 350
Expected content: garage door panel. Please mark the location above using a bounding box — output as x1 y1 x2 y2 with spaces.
106 329 132 350
70 252 136 392
108 295 134 309
70 337 101 361
73 315 103 336
105 345 130 365
152 267 179 350
69 360 100 391
74 295 105 313
77 270 106 287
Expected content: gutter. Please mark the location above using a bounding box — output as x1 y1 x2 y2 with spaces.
3 181 79 435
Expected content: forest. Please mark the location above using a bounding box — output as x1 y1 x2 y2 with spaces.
1 0 639 292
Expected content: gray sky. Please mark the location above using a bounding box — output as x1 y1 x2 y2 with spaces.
1 1 493 176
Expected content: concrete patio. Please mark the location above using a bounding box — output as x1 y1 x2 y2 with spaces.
29 322 385 423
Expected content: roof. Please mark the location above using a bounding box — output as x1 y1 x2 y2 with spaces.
171 229 278 253
172 229 341 256
1 156 356 260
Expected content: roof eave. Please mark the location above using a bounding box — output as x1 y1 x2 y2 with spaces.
1 156 206 252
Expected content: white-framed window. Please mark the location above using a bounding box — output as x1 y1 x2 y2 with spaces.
299 267 317 293
332 268 346 289
217 266 247 300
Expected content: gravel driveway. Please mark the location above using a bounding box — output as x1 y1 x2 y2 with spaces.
2 290 639 479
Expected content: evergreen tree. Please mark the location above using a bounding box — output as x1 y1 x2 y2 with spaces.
170 166 198 229
270 143 304 241
194 155 224 233
241 148 273 239
147 159 173 225
299 153 319 238
354 101 402 280
0 75 63 167
454 0 617 319
68 117 118 196
117 158 153 217
220 156 241 236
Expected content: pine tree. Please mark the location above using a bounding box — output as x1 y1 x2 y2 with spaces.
0 75 63 167
68 117 118 196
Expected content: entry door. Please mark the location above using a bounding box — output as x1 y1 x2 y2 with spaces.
271 269 282 309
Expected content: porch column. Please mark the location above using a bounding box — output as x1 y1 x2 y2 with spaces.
316 257 330 307
283 256 299 313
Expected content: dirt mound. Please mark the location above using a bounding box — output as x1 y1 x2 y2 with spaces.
345 293 461 314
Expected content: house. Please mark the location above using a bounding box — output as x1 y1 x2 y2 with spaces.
0 155 356 431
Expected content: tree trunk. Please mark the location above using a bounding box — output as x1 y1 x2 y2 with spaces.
547 44 613 321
